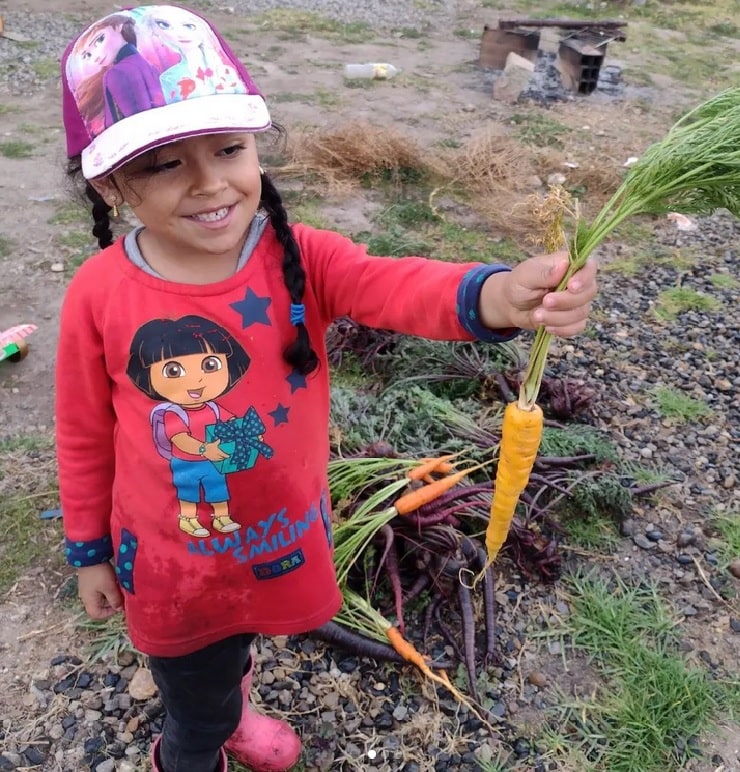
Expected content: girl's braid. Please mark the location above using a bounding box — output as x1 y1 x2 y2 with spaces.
260 173 319 376
84 180 114 249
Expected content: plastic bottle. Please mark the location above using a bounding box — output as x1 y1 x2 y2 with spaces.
343 63 399 80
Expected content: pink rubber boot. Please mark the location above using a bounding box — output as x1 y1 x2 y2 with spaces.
224 659 302 772
150 737 227 772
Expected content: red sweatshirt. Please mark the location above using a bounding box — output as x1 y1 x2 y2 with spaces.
56 223 515 656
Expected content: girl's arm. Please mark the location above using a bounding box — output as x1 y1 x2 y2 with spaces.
295 225 516 343
55 272 117 570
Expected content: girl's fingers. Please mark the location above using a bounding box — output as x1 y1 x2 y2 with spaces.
534 303 592 335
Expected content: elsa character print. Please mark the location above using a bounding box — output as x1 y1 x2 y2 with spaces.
139 5 246 101
126 315 252 538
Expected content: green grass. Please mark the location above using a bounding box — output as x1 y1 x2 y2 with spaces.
540 573 739 771
712 511 740 571
252 9 372 44
708 273 739 289
653 286 719 321
53 228 97 276
651 385 710 424
49 201 88 226
561 510 621 552
0 141 34 159
31 57 58 80
0 234 13 259
509 111 570 149
0 435 61 594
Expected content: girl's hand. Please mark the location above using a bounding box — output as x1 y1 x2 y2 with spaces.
77 563 124 620
480 252 598 336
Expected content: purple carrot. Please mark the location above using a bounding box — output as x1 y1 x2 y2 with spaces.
311 622 405 663
379 523 405 634
456 578 479 703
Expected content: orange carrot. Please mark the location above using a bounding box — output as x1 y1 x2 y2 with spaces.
385 625 495 731
484 400 543 565
406 453 458 481
386 625 430 670
394 463 485 515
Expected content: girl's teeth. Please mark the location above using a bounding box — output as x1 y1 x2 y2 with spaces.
192 207 229 222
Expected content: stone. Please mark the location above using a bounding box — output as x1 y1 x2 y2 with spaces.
128 669 157 701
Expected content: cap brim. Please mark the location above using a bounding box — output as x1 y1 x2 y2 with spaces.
80 93 271 179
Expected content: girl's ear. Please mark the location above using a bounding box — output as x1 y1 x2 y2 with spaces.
89 176 119 206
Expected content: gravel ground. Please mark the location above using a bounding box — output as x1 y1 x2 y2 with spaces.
1 1 738 770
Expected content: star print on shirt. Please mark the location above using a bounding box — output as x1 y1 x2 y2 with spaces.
230 288 272 329
286 369 307 393
268 404 290 426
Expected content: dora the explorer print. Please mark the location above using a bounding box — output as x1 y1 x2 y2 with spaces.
126 315 272 538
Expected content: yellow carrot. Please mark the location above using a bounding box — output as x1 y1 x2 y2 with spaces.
484 400 543 564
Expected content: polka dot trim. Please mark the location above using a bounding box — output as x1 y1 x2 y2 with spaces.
65 535 113 567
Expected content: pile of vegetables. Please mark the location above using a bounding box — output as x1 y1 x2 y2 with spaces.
313 87 740 713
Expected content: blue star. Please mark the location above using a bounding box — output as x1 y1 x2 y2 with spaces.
286 369 307 393
268 404 290 426
230 288 272 329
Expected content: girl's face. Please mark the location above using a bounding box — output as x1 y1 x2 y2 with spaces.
95 132 262 273
150 7 204 51
78 25 126 68
149 346 230 407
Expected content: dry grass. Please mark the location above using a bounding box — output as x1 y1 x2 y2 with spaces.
273 120 627 245
277 122 448 192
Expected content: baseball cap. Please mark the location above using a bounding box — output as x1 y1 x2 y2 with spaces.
62 4 271 179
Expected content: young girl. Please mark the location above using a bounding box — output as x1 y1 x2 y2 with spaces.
58 6 598 772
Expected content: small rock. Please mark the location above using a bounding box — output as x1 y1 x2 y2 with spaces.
95 760 116 772
633 534 656 550
527 671 548 688
128 668 157 700
728 560 740 579
620 518 637 537
676 531 696 548
729 618 740 633
50 262 65 272
646 529 663 542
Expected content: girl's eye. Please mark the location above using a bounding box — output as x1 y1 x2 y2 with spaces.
94 33 105 46
219 144 245 158
184 23 197 31
155 20 171 30
162 361 185 378
148 159 180 174
202 356 223 373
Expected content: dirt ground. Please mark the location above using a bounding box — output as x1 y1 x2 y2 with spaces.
1 0 739 770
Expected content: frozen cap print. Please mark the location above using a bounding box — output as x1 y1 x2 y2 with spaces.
62 4 271 179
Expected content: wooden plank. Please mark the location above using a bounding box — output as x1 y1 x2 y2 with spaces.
497 18 627 41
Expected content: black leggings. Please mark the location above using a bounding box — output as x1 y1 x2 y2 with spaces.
148 633 256 772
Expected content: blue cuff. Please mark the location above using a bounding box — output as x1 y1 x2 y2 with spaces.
456 264 520 342
65 535 114 568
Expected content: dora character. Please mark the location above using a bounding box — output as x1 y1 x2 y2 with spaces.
126 316 251 539
67 12 165 133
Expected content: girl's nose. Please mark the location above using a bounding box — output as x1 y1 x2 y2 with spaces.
190 161 226 196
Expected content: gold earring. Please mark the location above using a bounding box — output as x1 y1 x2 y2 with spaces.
110 200 119 218
259 166 265 175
